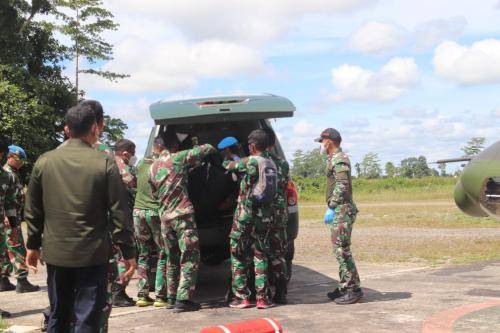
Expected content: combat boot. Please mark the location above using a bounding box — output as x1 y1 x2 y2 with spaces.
0 276 15 292
273 278 288 305
327 288 345 300
0 308 11 318
136 294 154 307
334 288 363 305
172 300 201 313
112 285 135 307
16 278 40 293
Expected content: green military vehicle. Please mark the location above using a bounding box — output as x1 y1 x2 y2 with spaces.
144 94 299 276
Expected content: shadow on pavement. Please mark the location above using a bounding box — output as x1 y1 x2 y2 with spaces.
10 307 48 318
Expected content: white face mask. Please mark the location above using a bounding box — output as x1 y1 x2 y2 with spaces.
320 143 328 155
129 155 138 166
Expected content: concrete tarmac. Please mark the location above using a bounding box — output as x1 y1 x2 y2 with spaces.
2 260 500 332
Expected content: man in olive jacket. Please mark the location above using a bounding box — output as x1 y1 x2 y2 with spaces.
24 104 137 333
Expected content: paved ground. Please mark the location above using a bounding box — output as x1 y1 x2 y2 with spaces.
3 260 500 333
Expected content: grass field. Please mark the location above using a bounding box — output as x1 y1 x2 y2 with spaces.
294 177 500 266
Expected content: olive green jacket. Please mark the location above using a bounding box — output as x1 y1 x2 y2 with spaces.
25 139 136 267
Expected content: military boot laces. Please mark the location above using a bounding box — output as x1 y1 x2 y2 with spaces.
0 276 15 292
172 300 201 313
16 278 40 293
334 288 363 305
273 278 288 305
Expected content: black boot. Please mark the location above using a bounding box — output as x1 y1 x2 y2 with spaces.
16 278 40 293
0 308 11 318
172 300 201 313
334 288 363 305
327 288 345 300
0 276 15 292
112 285 135 307
273 278 288 305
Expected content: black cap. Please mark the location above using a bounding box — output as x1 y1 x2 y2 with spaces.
315 128 342 143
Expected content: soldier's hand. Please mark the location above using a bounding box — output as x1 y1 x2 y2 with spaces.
26 249 44 274
123 258 137 281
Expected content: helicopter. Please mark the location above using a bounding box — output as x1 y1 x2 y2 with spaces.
436 140 500 219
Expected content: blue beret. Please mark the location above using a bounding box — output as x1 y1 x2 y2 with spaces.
8 145 26 159
217 137 239 150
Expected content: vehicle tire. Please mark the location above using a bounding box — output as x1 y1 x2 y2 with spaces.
285 240 295 282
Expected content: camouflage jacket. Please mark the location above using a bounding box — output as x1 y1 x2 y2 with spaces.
0 168 17 220
115 155 137 208
325 148 357 210
95 140 114 156
149 144 216 220
3 164 25 218
224 151 274 222
268 151 290 211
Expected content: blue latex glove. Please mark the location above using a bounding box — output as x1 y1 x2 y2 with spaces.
324 208 335 224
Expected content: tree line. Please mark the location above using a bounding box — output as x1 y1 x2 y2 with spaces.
0 0 127 172
291 137 486 179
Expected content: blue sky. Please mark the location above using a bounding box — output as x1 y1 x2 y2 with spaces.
68 0 500 172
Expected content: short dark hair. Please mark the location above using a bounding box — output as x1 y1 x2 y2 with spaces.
65 105 97 138
248 129 269 151
78 100 104 123
263 127 276 147
162 131 179 151
115 138 136 153
0 136 8 154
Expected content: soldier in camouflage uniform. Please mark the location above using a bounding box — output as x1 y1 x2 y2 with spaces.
0 137 13 318
316 128 362 305
149 132 216 313
263 129 290 304
112 138 138 307
0 145 40 293
225 129 275 310
134 136 169 308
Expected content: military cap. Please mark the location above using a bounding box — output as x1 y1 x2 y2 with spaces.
315 128 342 143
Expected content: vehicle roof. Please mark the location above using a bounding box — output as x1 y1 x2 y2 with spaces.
149 94 295 124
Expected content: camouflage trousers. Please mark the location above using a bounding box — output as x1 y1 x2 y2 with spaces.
328 205 360 290
0 219 28 279
133 209 167 298
269 207 288 281
161 214 200 301
230 215 271 301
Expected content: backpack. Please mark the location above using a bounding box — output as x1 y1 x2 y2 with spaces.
252 156 277 205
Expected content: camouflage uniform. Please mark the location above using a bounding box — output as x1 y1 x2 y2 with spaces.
94 141 116 333
0 168 17 281
0 164 28 279
325 148 360 290
133 157 167 299
149 144 216 301
225 152 274 301
268 151 290 282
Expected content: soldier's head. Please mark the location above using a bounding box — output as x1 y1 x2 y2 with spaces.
64 104 99 145
0 136 8 161
218 136 242 161
162 131 180 153
115 139 136 165
7 145 26 170
78 100 105 133
153 136 167 155
315 128 341 156
247 129 269 156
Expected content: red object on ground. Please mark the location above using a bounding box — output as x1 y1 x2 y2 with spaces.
200 318 283 333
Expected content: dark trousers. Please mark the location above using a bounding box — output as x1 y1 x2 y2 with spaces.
47 263 107 333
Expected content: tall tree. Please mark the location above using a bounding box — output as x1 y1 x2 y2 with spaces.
359 152 381 179
461 137 486 156
55 0 128 97
438 163 447 177
291 148 327 178
385 161 397 177
399 156 432 178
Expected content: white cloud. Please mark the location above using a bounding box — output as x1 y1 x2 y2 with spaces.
330 57 420 101
433 39 500 85
293 120 315 135
393 107 438 119
81 39 265 93
349 21 406 54
413 16 466 51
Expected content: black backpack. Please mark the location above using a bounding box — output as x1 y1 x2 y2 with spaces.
252 156 277 205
